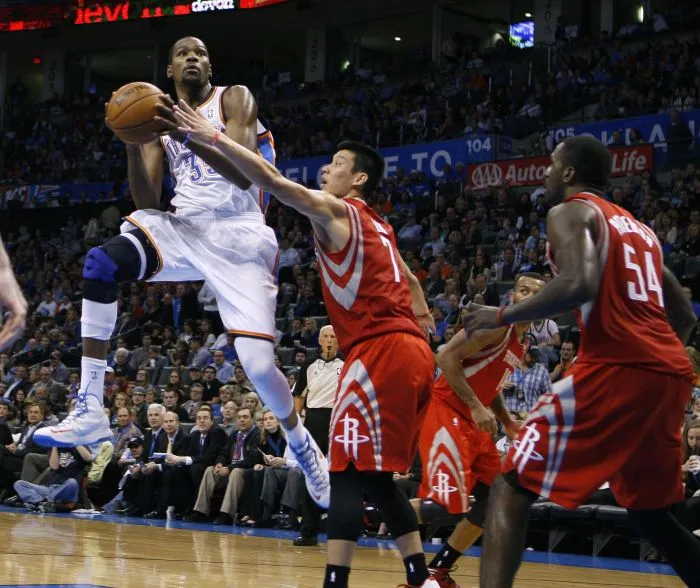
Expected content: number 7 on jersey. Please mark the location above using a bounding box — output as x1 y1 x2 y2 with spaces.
371 219 401 283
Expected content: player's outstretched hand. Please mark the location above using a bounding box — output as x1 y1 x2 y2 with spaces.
462 302 501 337
0 266 27 351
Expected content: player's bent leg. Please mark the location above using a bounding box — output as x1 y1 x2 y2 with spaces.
627 507 700 587
365 470 434 587
35 230 157 449
234 336 329 508
324 467 366 588
424 483 491 588
479 473 539 588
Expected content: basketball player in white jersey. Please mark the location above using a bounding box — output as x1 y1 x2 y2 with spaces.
35 37 330 508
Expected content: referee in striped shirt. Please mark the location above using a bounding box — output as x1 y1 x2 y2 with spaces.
291 325 343 546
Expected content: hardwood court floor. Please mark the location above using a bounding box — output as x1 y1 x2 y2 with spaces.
0 509 684 588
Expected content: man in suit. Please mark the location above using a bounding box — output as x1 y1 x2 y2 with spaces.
0 403 48 501
121 404 166 515
2 365 31 401
184 407 261 524
143 411 189 519
164 405 228 516
473 272 500 306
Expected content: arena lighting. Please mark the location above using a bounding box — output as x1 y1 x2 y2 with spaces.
0 0 288 32
394 36 401 41
524 11 532 17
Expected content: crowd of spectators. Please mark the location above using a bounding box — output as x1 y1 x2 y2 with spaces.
2 27 700 187
0 138 698 537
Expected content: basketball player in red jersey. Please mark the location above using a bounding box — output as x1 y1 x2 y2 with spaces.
414 273 545 587
0 236 27 350
171 103 439 588
463 136 700 587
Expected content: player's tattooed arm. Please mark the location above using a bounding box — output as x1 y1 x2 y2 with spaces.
662 265 697 344
436 328 506 435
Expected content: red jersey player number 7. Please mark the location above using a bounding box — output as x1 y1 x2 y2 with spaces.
166 102 441 588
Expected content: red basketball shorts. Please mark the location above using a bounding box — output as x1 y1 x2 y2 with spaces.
504 362 690 510
418 396 501 514
328 332 434 473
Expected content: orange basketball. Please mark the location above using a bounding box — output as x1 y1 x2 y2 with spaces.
106 82 169 144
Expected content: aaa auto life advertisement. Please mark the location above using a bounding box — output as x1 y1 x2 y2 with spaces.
466 144 654 189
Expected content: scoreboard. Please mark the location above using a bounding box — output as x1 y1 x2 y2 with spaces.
0 0 287 32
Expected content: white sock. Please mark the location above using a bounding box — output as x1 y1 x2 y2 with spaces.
80 357 107 404
81 299 118 340
285 421 307 449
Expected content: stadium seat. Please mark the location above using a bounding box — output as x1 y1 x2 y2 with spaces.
276 347 295 366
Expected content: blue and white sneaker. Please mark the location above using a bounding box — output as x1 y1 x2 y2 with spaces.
34 393 112 448
289 431 330 509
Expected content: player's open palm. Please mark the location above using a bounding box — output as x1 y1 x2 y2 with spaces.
462 302 501 337
172 99 217 144
472 402 497 436
0 268 27 351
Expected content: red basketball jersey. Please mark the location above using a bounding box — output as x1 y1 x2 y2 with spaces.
433 325 525 419
315 197 425 354
548 192 693 380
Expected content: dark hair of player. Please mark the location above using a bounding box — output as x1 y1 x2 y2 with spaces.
515 271 545 285
337 141 385 196
560 136 613 190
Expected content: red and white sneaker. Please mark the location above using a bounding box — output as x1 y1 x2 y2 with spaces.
397 579 441 588
34 392 111 448
429 566 462 588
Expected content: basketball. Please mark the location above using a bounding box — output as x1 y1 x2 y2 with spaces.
106 82 169 144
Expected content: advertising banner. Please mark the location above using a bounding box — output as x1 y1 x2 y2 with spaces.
467 144 654 189
278 136 499 186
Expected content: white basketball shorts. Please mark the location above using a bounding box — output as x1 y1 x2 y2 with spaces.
122 210 278 342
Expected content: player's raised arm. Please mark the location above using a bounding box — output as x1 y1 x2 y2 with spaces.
661 265 697 344
170 100 346 224
436 328 506 435
463 202 600 334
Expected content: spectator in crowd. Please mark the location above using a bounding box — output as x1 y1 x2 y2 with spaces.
131 387 148 430
161 389 189 424
550 341 578 383
182 383 205 422
111 406 142 458
164 405 229 518
211 350 234 383
142 411 189 519
526 319 562 368
188 337 212 369
500 346 551 419
185 407 262 524
219 401 239 437
14 444 93 512
201 366 222 404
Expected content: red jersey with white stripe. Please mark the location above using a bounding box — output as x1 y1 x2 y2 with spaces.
315 197 425 355
433 325 525 419
548 192 693 380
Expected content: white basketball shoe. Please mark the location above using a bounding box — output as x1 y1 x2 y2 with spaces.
288 430 330 509
34 390 112 448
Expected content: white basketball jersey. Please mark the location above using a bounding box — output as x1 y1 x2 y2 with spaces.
161 86 273 218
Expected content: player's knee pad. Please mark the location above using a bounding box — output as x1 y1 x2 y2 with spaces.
465 482 491 528
327 470 366 542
